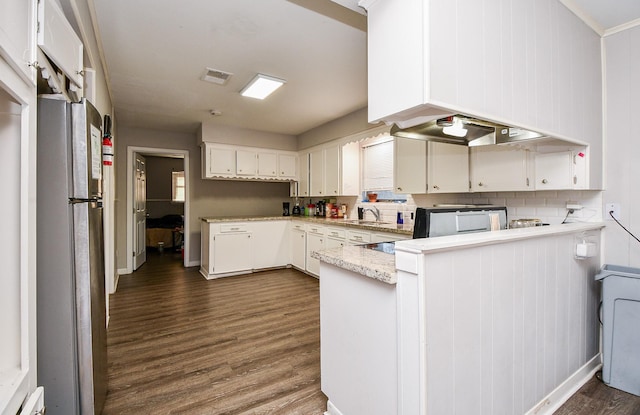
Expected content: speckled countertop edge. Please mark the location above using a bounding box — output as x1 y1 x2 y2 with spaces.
200 215 413 235
311 246 397 284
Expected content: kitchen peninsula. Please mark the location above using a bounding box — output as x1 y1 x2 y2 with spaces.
314 222 604 415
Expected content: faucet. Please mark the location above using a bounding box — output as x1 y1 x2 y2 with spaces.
362 206 381 222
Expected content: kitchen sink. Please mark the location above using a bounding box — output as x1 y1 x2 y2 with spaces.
347 220 394 226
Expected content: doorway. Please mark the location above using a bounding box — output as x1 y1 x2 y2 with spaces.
126 147 190 273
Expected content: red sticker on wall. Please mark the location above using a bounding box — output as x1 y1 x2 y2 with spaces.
578 152 585 157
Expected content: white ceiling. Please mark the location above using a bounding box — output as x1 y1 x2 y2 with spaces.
90 0 367 136
88 0 640 137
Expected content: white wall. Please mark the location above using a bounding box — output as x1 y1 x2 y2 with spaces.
603 26 640 268
114 126 292 271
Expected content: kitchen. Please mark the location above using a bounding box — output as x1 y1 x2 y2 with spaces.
2 0 640 414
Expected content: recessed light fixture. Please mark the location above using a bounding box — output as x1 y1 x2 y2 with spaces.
240 74 286 99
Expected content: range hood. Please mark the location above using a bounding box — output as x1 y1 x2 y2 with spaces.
390 115 547 146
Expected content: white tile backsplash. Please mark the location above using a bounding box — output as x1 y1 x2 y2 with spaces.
335 190 603 227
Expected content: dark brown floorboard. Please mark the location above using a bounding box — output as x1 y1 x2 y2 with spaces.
555 374 640 415
103 252 327 414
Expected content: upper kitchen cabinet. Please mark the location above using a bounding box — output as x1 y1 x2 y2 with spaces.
202 143 235 178
201 142 298 181
534 148 587 190
37 0 84 91
278 153 297 179
307 142 359 197
394 138 469 194
0 0 37 84
470 145 532 192
236 150 257 176
361 0 603 189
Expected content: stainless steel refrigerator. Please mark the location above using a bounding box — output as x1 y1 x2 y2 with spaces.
37 96 108 415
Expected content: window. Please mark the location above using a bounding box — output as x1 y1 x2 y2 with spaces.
172 171 185 202
361 134 407 202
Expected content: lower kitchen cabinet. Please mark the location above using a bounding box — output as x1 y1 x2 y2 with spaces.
290 225 306 270
201 219 412 280
306 228 325 277
212 232 253 274
251 221 289 269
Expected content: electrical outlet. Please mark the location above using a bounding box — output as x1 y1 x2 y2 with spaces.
605 203 621 221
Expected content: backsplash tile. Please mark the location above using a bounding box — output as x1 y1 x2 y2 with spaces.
335 190 603 226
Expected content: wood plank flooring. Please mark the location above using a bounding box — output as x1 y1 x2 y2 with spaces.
104 251 640 414
103 252 327 414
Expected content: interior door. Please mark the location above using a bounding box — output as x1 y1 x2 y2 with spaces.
134 154 147 270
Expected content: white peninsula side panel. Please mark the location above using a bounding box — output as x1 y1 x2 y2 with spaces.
396 228 602 415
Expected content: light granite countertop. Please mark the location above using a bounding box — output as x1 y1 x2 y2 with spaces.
311 245 397 284
200 215 413 235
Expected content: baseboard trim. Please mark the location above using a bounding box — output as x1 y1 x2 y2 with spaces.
526 353 602 415
324 400 343 415
117 267 130 276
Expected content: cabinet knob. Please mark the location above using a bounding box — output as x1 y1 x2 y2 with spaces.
433 185 440 190
281 171 284 174
397 187 402 191
334 190 337 194
478 182 484 187
542 179 548 184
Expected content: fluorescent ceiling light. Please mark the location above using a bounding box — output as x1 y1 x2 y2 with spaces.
240 74 286 99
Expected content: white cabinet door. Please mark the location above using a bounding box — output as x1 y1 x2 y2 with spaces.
324 145 340 196
37 0 83 88
394 137 426 194
341 141 360 196
212 233 253 274
470 146 531 192
257 152 277 177
236 150 257 176
298 152 310 197
309 149 324 197
534 152 572 190
251 221 288 269
427 142 469 193
207 145 235 177
534 151 578 190
278 153 297 179
0 0 36 84
306 232 324 277
290 228 306 270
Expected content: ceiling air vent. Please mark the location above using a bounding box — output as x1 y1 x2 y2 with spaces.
201 67 233 85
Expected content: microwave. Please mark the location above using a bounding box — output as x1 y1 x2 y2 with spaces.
412 206 508 238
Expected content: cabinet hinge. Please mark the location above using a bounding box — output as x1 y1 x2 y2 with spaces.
132 251 135 257
526 177 530 187
573 175 577 185
37 21 40 34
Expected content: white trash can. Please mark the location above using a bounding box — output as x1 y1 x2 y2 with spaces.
596 264 640 396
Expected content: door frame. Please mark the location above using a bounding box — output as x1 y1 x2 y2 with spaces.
126 146 190 273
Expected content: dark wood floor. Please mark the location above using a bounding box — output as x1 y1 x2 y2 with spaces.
555 374 640 415
103 251 327 414
104 251 640 414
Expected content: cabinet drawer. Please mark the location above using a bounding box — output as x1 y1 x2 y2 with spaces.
306 224 324 235
346 230 371 244
291 222 306 231
220 223 249 233
325 227 346 239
